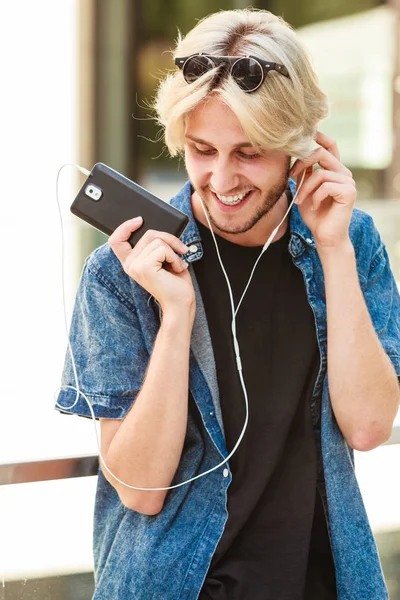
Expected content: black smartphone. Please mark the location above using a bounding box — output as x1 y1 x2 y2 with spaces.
70 162 190 247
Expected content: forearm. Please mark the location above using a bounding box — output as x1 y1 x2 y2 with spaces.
105 309 193 513
319 240 399 451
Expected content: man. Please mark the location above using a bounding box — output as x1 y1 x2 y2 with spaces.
56 9 400 600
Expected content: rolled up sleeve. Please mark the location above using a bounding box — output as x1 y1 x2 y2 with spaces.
55 256 149 420
363 228 400 378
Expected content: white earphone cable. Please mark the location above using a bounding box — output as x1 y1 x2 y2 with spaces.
55 164 305 491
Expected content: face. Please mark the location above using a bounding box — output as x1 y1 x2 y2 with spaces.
184 97 291 245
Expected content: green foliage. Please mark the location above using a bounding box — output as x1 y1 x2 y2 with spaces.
141 0 234 40
266 0 381 28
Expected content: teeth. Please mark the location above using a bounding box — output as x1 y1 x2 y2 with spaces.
215 191 251 205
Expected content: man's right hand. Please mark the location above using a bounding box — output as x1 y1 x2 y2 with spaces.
108 217 196 319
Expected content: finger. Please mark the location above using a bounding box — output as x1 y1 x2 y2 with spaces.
301 164 313 186
291 147 344 177
295 170 355 205
290 147 350 178
311 182 357 212
109 219 189 266
138 237 186 267
315 131 341 161
293 165 313 201
133 228 189 258
145 241 188 274
108 217 144 263
124 239 187 278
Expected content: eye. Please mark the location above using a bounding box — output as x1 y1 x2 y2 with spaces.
238 151 260 160
193 146 215 156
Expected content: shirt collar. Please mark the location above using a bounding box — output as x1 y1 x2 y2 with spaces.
169 179 315 261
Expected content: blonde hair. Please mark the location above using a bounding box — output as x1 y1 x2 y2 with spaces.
154 9 328 159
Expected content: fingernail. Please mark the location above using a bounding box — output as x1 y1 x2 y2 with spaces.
132 216 143 224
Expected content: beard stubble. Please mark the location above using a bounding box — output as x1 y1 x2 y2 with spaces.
196 162 291 236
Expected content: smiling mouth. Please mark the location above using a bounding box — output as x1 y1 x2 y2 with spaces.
213 190 253 205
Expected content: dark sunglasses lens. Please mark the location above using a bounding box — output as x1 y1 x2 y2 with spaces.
231 58 263 91
183 55 214 84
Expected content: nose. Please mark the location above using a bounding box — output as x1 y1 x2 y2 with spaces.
209 155 240 194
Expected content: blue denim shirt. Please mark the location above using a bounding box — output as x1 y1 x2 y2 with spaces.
56 179 400 600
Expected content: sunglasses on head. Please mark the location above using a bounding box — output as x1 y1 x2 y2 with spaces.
174 53 290 93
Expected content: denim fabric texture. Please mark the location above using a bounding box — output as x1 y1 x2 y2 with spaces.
56 179 400 600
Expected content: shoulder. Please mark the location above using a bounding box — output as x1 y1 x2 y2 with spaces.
348 207 387 284
348 207 375 249
83 243 137 309
349 207 382 258
85 241 127 281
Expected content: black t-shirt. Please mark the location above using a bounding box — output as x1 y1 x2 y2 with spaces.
193 208 337 600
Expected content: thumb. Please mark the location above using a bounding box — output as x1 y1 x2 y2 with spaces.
108 216 143 262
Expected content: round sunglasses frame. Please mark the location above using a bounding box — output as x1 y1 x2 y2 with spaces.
174 53 290 93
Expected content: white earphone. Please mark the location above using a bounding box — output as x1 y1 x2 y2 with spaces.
55 164 306 491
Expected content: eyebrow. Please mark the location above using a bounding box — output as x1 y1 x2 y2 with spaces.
185 134 253 149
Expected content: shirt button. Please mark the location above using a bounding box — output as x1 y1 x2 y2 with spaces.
209 411 214 416
306 238 313 244
188 244 198 253
223 468 229 478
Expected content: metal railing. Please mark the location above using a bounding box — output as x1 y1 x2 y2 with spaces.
0 455 99 486
0 427 399 486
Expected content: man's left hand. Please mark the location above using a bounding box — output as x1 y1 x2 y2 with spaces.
289 131 356 253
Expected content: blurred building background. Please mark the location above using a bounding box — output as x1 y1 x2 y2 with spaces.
1 0 400 598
